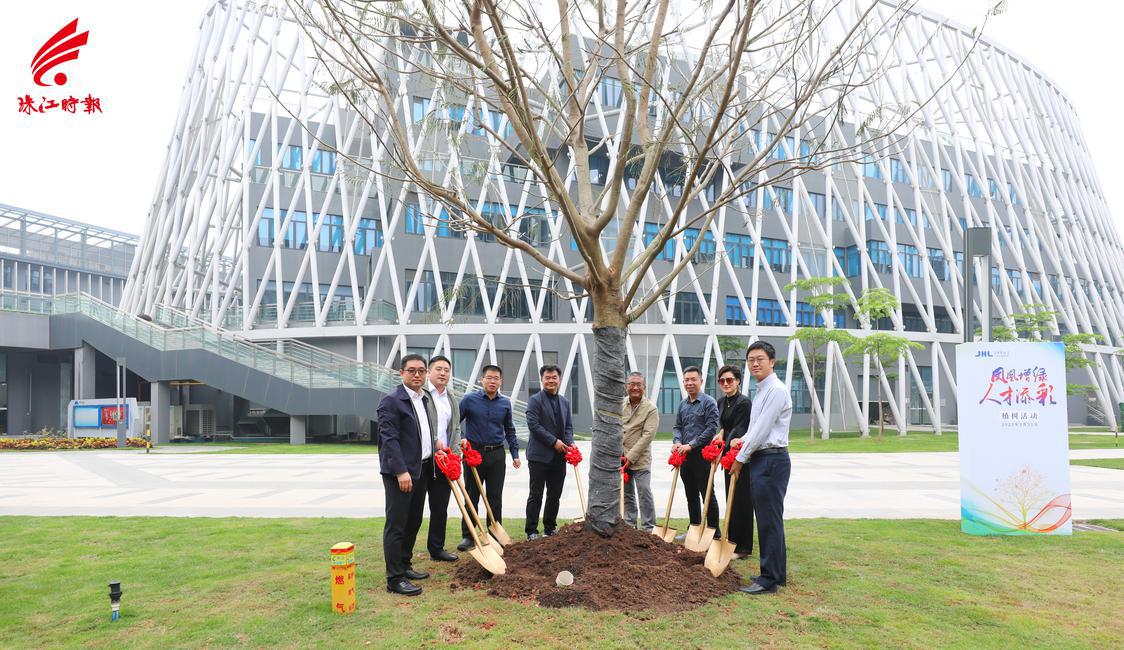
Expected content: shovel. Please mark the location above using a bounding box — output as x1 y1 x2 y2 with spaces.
684 448 722 553
705 472 740 577
571 463 587 523
652 464 681 543
469 465 512 545
619 468 626 521
456 477 505 555
448 476 506 575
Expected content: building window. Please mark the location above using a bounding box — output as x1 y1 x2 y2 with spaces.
795 301 825 327
864 203 888 222
928 248 949 281
282 145 302 171
30 265 41 293
258 208 275 246
790 374 812 413
518 208 550 247
723 232 753 268
43 268 54 295
405 204 425 235
600 77 623 108
2 259 12 289
966 174 983 198
411 96 430 124
808 191 827 219
834 245 860 277
756 298 787 326
763 187 792 214
673 292 709 324
761 238 790 273
897 243 922 278
942 168 953 192
311 150 337 175
683 229 716 264
890 158 908 184
866 240 892 274
284 211 308 249
862 154 882 180
247 138 262 166
355 218 382 254
642 222 676 260
317 214 345 252
726 296 748 325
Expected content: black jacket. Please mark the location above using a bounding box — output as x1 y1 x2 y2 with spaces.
525 390 574 464
377 384 438 479
717 391 752 442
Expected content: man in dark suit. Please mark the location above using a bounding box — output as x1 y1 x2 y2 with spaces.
524 364 574 539
378 353 439 597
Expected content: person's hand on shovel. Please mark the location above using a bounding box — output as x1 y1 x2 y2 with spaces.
554 439 568 454
730 459 744 479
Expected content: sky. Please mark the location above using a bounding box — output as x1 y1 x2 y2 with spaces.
1 0 1121 240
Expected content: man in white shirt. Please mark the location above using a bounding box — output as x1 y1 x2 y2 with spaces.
425 355 461 562
731 340 792 595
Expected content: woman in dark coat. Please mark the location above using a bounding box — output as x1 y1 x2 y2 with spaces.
716 364 754 556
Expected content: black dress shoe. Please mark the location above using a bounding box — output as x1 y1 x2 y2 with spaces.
430 549 458 562
734 547 753 556
387 579 422 596
526 532 540 540
404 568 430 581
739 582 778 595
456 537 473 552
543 530 555 537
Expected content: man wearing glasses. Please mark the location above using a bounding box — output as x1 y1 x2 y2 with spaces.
456 364 521 552
621 371 658 531
378 354 439 596
424 355 460 562
731 341 792 595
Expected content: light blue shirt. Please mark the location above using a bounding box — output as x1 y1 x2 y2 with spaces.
735 373 792 462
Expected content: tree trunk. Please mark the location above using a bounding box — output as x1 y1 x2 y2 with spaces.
586 289 628 537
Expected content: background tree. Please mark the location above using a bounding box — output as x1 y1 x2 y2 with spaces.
294 0 985 534
785 277 854 441
846 287 920 438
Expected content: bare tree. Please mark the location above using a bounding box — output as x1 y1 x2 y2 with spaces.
288 0 988 535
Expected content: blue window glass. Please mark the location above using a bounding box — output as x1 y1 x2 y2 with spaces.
808 191 826 219
890 158 908 184
864 203 888 222
282 145 302 170
642 222 675 260
761 238 790 272
942 168 953 192
1008 182 1019 206
862 154 882 180
988 178 1000 200
726 296 748 325
247 138 261 166
673 293 709 324
285 211 307 249
1030 273 1042 299
355 218 382 254
600 77 623 108
928 247 949 281
412 97 430 124
966 174 983 198
436 208 466 239
489 110 513 139
1007 269 1024 293
756 298 787 326
517 207 549 247
405 204 425 235
866 240 892 273
799 139 815 163
317 213 344 252
764 187 792 213
683 228 716 263
311 150 337 175
897 243 922 278
258 208 275 246
796 301 825 327
834 310 846 329
724 232 754 268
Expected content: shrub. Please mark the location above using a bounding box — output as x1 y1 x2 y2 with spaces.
0 437 147 450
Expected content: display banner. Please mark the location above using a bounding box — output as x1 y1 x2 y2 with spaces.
956 342 1072 535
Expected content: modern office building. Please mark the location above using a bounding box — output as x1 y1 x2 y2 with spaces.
0 204 138 435
117 0 1124 435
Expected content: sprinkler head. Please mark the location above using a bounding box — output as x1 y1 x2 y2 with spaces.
109 581 122 621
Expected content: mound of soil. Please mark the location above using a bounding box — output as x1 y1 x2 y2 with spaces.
450 523 742 612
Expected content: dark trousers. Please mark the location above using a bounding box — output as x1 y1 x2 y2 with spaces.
723 468 755 553
426 469 452 554
526 455 567 535
680 447 720 530
749 451 791 588
382 458 431 584
461 446 506 539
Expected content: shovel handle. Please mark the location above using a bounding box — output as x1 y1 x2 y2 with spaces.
619 470 625 520
572 463 587 516
698 459 720 524
448 477 485 549
456 477 491 544
720 472 738 536
470 465 498 526
659 465 680 533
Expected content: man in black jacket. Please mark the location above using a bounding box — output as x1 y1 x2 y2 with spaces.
378 353 439 596
523 364 574 539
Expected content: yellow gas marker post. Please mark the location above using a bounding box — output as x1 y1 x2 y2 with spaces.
330 542 356 614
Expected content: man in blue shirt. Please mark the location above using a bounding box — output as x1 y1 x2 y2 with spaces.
672 366 720 539
524 364 574 539
456 364 521 552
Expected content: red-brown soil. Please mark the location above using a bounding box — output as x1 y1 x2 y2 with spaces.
450 523 742 612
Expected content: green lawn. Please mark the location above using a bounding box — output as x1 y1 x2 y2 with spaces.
1071 458 1124 471
0 517 1120 648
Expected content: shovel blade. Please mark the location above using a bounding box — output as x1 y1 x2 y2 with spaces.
489 521 513 546
704 539 737 577
468 545 506 575
488 533 505 556
652 525 677 543
684 524 716 553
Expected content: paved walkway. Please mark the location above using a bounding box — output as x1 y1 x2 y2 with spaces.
2 443 1123 519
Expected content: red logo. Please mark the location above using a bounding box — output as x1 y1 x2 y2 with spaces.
31 19 89 87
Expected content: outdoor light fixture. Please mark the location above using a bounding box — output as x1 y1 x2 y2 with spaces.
963 227 993 343
108 581 122 621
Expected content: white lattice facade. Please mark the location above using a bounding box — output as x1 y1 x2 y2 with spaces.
123 1 1124 433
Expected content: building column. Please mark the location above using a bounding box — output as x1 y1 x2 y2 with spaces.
151 381 171 444
74 343 96 400
290 415 306 445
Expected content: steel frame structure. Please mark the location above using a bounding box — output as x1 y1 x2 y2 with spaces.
123 0 1124 433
